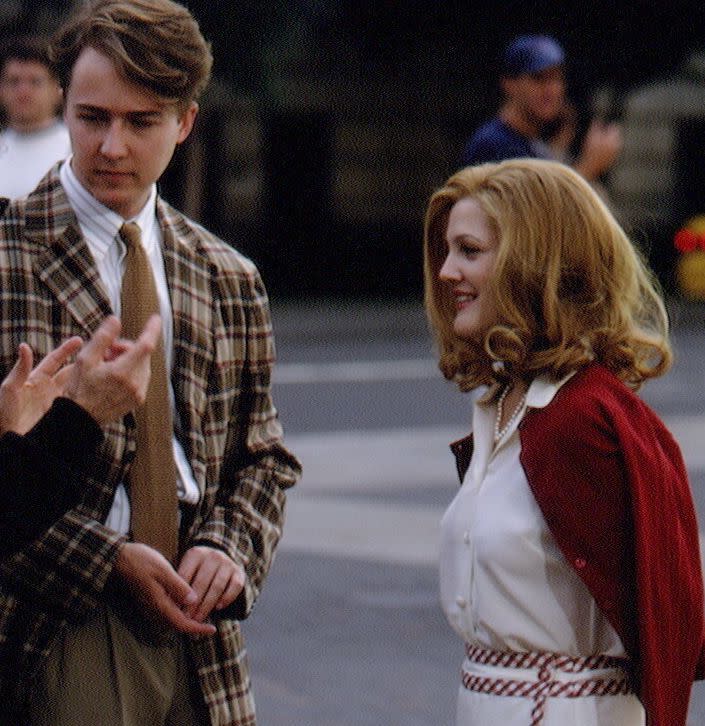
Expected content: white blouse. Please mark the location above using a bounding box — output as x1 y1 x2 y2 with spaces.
439 375 626 658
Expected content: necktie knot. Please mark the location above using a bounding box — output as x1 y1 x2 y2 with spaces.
120 222 142 251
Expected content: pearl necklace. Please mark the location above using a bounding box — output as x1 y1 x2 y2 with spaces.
494 385 527 443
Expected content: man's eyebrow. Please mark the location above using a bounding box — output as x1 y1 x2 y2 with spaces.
74 104 163 118
74 104 106 113
124 111 164 124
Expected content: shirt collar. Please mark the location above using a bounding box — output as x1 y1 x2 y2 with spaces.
60 157 158 261
478 370 576 410
525 371 576 409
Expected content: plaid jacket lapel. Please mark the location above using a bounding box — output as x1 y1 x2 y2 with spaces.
26 168 112 336
158 199 214 494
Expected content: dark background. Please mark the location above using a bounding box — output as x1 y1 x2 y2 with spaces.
192 1 705 102
5 1 705 298
186 0 705 298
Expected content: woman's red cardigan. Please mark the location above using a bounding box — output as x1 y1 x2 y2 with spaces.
451 363 705 726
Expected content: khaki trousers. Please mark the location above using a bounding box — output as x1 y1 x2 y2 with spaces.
28 607 210 726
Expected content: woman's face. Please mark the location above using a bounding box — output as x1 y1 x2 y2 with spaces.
439 197 500 340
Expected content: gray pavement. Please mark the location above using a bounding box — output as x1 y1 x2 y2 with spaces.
244 296 705 725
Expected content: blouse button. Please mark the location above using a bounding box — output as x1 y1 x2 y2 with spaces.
463 532 471 545
574 557 587 569
456 596 467 609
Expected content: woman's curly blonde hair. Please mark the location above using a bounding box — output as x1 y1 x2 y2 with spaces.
423 159 671 391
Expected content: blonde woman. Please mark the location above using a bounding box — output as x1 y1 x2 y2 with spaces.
424 159 704 726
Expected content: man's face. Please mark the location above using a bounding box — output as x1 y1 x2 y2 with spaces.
503 66 565 126
64 47 197 219
0 59 62 132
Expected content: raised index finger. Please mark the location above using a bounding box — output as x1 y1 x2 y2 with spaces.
2 343 34 389
79 316 122 365
33 336 84 378
136 314 162 349
112 314 161 368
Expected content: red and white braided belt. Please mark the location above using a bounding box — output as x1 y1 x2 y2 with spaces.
462 643 634 726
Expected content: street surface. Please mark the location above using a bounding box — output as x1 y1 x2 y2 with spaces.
245 298 705 726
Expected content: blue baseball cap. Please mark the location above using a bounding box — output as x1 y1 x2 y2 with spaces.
502 35 565 77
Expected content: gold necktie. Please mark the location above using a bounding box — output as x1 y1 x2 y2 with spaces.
119 222 178 563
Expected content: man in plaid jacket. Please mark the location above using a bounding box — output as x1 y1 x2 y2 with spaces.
0 1 300 724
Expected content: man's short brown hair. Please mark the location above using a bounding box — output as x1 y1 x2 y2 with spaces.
50 0 213 112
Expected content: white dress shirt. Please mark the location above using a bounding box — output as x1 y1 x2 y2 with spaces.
440 373 625 655
60 159 200 534
440 374 645 724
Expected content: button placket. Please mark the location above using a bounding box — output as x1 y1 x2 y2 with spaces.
457 473 476 630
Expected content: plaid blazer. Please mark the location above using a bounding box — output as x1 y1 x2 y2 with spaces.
0 165 301 725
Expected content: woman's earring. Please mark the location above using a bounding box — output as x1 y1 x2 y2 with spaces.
491 360 505 374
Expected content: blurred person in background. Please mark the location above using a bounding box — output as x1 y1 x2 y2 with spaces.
460 35 622 186
424 159 704 726
0 36 71 198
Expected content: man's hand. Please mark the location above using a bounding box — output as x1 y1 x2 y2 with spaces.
0 314 162 435
0 335 83 435
178 545 246 622
64 314 162 425
113 542 216 636
574 120 623 181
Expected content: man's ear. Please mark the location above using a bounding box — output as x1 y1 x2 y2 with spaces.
177 101 198 144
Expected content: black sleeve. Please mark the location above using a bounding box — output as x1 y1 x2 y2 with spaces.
0 398 103 557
